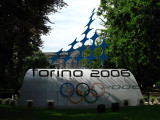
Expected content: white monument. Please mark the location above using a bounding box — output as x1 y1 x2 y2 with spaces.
18 69 143 108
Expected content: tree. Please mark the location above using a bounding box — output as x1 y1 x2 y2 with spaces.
0 0 67 91
25 50 50 69
98 0 160 89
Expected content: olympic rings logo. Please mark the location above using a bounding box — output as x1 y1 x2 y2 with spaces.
60 82 105 104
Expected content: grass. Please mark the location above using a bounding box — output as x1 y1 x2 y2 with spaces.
0 105 160 120
143 95 160 99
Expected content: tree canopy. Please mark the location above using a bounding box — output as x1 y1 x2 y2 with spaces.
0 0 67 91
97 0 160 89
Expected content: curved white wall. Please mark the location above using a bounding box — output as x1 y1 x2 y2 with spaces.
18 69 143 108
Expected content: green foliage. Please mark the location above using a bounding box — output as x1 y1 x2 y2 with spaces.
80 40 106 68
49 64 55 69
0 105 160 120
157 81 160 85
98 0 160 88
0 0 67 91
80 58 90 68
25 50 50 69
82 49 91 57
91 58 102 68
93 47 102 57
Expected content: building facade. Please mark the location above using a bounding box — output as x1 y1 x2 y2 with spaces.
43 50 85 69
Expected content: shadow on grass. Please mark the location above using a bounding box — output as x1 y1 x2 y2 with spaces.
0 105 160 120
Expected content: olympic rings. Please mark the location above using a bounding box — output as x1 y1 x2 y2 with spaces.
91 83 105 97
84 89 98 103
60 83 75 97
76 83 90 96
60 82 105 104
68 89 83 104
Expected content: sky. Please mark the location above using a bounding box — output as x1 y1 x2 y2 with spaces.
40 0 103 52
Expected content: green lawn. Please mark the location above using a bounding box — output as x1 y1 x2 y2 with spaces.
0 105 160 120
